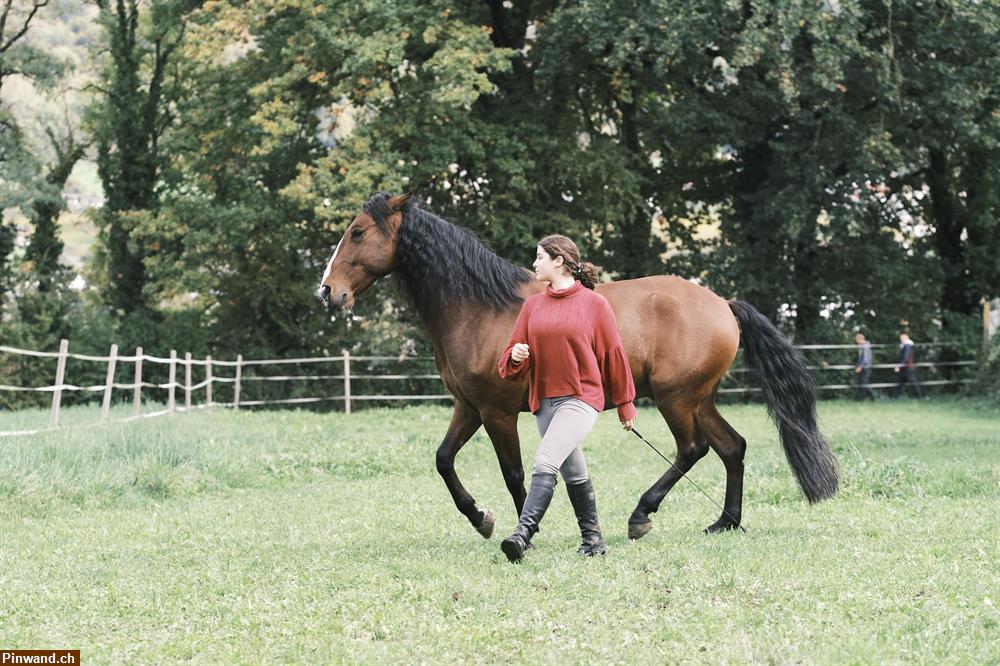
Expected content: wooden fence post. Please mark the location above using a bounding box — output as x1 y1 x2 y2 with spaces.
184 352 192 410
205 355 213 410
101 343 118 421
133 346 143 416
167 350 177 415
234 354 242 410
985 298 991 343
343 350 351 415
50 338 69 428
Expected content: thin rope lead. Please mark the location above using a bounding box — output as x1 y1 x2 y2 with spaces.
630 428 748 534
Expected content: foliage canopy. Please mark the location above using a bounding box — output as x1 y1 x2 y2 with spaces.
1 0 997 390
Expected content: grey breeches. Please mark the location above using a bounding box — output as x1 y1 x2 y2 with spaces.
533 396 599 482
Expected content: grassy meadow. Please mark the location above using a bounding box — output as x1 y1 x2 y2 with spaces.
1 400 998 663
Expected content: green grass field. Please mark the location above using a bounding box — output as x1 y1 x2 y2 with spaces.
1 400 998 663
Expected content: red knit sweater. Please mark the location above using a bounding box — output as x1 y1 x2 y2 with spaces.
498 280 637 421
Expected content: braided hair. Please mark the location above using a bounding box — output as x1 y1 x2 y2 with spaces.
538 234 602 289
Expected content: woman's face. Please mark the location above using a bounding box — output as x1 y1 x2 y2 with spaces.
533 245 565 283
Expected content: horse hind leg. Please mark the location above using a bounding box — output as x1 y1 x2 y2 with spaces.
699 400 747 533
628 400 709 540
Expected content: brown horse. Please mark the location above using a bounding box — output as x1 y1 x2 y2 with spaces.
318 192 838 539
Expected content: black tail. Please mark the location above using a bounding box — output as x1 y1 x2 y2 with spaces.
728 300 839 503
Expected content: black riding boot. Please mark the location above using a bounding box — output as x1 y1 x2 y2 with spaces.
566 478 607 556
501 473 557 563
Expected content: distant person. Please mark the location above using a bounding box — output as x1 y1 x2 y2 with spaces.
892 332 922 398
854 333 874 400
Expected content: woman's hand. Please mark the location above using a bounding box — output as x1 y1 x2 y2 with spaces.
622 417 635 431
511 343 530 364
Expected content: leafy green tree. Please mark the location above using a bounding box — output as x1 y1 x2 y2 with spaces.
122 0 515 358
0 110 32 294
875 1 1000 319
0 0 87 405
1 0 63 293
24 0 989 369
22 126 87 290
89 0 191 315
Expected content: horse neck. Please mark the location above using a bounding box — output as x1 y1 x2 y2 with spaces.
392 261 482 336
393 209 531 332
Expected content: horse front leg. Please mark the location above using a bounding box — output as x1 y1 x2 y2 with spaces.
435 401 495 538
480 408 527 519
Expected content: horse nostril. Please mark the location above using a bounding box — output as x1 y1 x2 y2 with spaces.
319 285 331 301
337 292 348 308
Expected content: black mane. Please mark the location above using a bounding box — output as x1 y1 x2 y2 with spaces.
363 192 533 322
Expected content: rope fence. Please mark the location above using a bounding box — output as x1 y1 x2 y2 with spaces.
0 339 978 438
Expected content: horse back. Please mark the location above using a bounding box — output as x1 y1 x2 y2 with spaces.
436 275 739 413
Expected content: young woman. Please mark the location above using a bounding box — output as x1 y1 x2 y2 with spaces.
497 235 637 562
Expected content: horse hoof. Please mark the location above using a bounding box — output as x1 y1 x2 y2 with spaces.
704 520 739 534
628 521 652 541
476 510 495 539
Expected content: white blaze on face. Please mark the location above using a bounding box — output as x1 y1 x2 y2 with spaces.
321 237 343 286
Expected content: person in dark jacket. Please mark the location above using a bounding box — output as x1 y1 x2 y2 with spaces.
854 333 875 400
891 332 923 398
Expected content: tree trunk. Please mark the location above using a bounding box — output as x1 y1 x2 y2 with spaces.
927 147 975 315
615 93 656 279
793 218 822 339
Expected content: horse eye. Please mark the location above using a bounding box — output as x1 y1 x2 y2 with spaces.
351 228 364 239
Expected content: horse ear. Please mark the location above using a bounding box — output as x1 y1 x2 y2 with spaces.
389 192 412 211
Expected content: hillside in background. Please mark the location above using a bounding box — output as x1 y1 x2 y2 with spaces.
1 0 102 269
2 0 99 180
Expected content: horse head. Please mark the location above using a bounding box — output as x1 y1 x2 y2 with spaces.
317 192 410 318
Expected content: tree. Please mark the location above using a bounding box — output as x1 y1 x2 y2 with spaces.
51 0 999 363
89 0 191 314
876 1 1000 319
0 0 60 293
22 125 87 290
125 0 516 357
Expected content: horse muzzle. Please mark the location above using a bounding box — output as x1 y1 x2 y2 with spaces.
317 284 332 306
317 285 354 319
